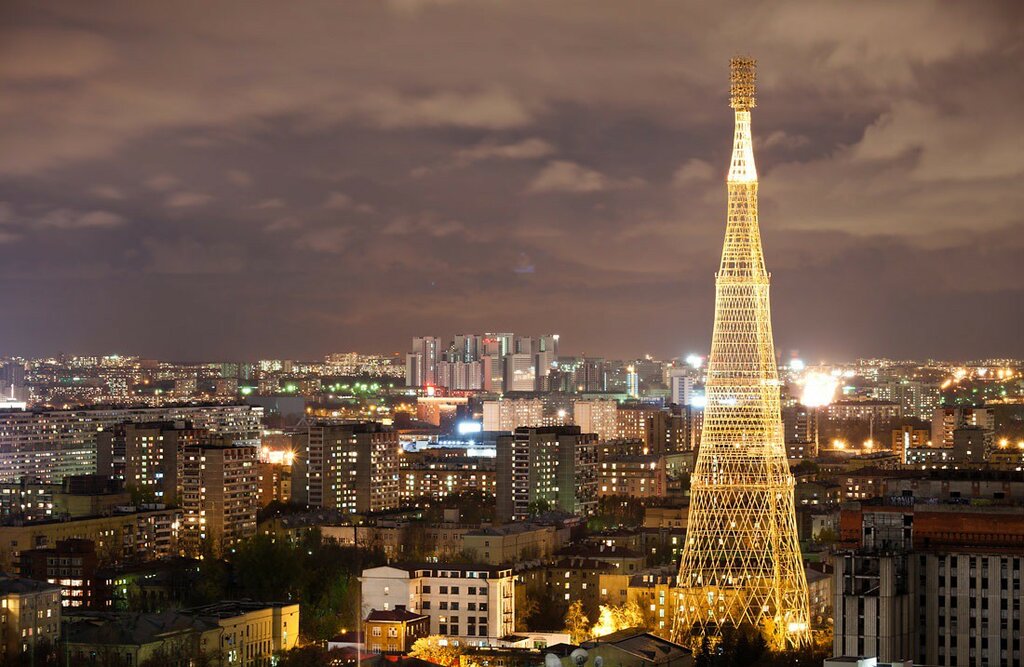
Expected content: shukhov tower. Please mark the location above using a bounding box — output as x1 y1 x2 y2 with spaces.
674 58 811 650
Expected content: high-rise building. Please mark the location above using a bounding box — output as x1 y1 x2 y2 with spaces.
875 379 941 421
110 422 205 503
452 334 483 363
574 400 619 442
626 366 640 399
668 370 694 407
435 360 483 390
0 405 260 485
406 337 441 387
179 441 258 555
675 58 810 649
503 353 536 392
482 399 544 432
834 499 1024 665
303 422 400 513
931 406 994 449
535 334 560 383
495 425 597 522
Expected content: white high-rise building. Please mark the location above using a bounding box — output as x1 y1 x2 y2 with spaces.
668 370 694 406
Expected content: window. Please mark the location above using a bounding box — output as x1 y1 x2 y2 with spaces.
372 627 382 637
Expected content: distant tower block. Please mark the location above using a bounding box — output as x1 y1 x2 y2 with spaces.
673 58 811 650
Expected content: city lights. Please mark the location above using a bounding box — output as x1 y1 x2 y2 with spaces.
799 371 838 408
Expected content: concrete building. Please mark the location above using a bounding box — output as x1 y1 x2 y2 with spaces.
0 405 262 484
574 400 619 442
117 421 205 502
826 400 901 423
0 507 180 571
462 524 569 565
399 455 495 502
19 538 99 609
503 353 537 392
890 426 930 464
931 407 995 449
179 443 258 555
834 500 1024 665
407 337 441 387
496 426 597 522
63 600 299 666
0 577 61 660
596 455 666 498
360 563 516 645
875 379 941 421
482 399 545 433
303 422 400 513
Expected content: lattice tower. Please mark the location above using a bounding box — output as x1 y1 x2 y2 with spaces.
673 57 811 650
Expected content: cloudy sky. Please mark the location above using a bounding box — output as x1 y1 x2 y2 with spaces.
1 1 1022 362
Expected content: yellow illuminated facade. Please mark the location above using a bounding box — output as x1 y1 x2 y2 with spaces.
674 58 811 650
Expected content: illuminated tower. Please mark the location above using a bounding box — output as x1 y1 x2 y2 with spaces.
674 58 811 649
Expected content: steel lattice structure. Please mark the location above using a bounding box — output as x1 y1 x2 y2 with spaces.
673 57 811 650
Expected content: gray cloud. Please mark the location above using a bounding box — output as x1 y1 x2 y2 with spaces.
0 0 1021 360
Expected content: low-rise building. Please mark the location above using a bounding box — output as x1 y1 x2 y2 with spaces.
63 600 299 666
596 455 666 498
0 506 180 571
360 563 516 645
364 605 430 654
462 524 568 565
19 538 99 608
0 577 61 661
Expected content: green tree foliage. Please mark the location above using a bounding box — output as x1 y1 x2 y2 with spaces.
589 496 645 530
185 529 386 642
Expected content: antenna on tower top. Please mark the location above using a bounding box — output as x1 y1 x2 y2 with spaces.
730 56 757 111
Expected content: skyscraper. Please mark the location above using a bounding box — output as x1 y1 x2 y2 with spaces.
406 336 441 387
674 58 811 649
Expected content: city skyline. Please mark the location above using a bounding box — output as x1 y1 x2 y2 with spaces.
2 2 1023 360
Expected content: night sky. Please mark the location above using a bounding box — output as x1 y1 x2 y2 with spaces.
1 1 1022 362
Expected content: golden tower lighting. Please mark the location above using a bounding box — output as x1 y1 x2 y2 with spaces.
674 57 812 650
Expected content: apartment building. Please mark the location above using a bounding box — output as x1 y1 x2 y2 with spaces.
0 577 61 660
360 564 516 645
496 426 597 522
303 422 400 513
179 442 258 555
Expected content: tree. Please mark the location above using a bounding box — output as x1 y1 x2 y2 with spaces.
400 521 438 560
564 600 591 644
409 635 465 667
590 602 644 638
527 499 552 517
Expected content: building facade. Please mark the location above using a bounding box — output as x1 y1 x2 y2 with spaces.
360 564 516 645
496 426 597 522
